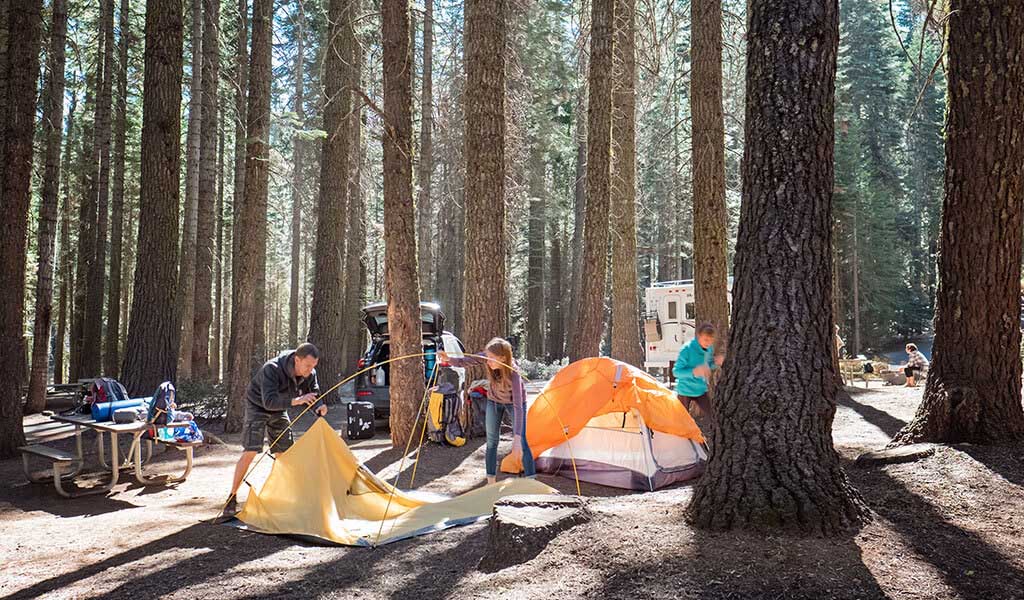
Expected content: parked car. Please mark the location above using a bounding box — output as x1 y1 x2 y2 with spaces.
354 302 466 418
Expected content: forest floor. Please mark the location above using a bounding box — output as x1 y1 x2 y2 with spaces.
2 382 1023 600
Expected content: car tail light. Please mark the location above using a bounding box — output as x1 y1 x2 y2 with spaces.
357 390 372 397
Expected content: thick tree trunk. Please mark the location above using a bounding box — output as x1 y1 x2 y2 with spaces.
382 0 424 446
688 0 869 536
341 24 367 375
225 0 246 402
226 0 272 432
690 0 730 396
27 0 68 414
567 82 586 358
436 161 466 332
213 123 225 381
71 61 98 382
191 0 220 380
55 94 78 386
102 0 131 376
571 0 614 361
526 148 546 360
309 0 352 392
891 1 1024 446
120 0 183 396
288 0 305 347
178 0 203 379
0 0 42 456
80 0 115 379
416 0 435 298
609 0 642 368
545 223 565 360
463 0 508 352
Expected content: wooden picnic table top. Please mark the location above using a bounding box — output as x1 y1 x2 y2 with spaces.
50 414 195 435
50 414 149 433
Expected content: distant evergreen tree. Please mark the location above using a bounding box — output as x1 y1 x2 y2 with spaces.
834 0 909 353
896 13 945 335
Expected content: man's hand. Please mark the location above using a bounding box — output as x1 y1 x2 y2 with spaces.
291 393 318 407
316 404 328 417
694 365 711 379
715 354 725 367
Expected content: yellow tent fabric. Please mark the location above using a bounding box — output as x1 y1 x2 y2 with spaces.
501 357 704 473
236 418 555 546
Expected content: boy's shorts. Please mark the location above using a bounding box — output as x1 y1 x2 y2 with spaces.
242 407 293 453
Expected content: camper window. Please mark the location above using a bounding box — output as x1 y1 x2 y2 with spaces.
668 301 678 320
685 302 695 320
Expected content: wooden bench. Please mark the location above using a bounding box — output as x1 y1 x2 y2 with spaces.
19 444 87 498
129 426 200 485
839 359 889 388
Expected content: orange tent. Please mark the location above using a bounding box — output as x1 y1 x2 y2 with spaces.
502 357 706 490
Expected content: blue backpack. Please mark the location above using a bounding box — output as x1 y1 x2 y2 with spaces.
146 382 176 425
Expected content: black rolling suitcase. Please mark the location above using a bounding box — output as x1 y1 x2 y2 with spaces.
346 401 375 440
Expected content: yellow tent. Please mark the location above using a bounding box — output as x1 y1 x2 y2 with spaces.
236 418 555 546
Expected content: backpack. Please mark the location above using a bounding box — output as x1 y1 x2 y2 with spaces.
427 390 466 447
146 382 177 426
79 377 130 414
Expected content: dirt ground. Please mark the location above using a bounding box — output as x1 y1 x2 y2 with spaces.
2 383 1023 600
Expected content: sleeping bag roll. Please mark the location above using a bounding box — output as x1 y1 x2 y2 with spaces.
91 399 147 422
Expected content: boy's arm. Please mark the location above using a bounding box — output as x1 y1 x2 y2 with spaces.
673 346 695 379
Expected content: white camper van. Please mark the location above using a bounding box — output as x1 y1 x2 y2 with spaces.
643 278 732 376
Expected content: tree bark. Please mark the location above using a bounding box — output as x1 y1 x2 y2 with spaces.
545 223 565 360
341 21 367 375
121 0 184 397
80 0 116 379
288 0 305 347
102 0 131 377
567 74 586 359
213 122 225 381
309 0 352 391
226 0 272 432
224 0 246 402
178 0 203 379
688 0 869 536
383 0 424 446
463 0 508 352
191 0 220 380
416 0 435 298
690 0 730 395
891 1 1024 446
71 52 98 382
0 0 42 456
571 0 614 361
526 147 546 360
27 0 68 414
609 0 642 368
55 93 78 386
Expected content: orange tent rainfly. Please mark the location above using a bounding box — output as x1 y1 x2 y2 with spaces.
501 357 707 491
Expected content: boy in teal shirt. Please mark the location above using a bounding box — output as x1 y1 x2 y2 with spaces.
673 323 724 418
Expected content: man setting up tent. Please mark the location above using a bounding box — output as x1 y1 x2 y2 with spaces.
223 342 327 515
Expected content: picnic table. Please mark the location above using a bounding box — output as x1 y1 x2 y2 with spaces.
19 414 199 498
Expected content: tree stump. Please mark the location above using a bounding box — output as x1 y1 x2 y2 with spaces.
855 443 939 467
478 494 590 572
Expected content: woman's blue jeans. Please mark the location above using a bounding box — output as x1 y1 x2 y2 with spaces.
485 400 536 477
